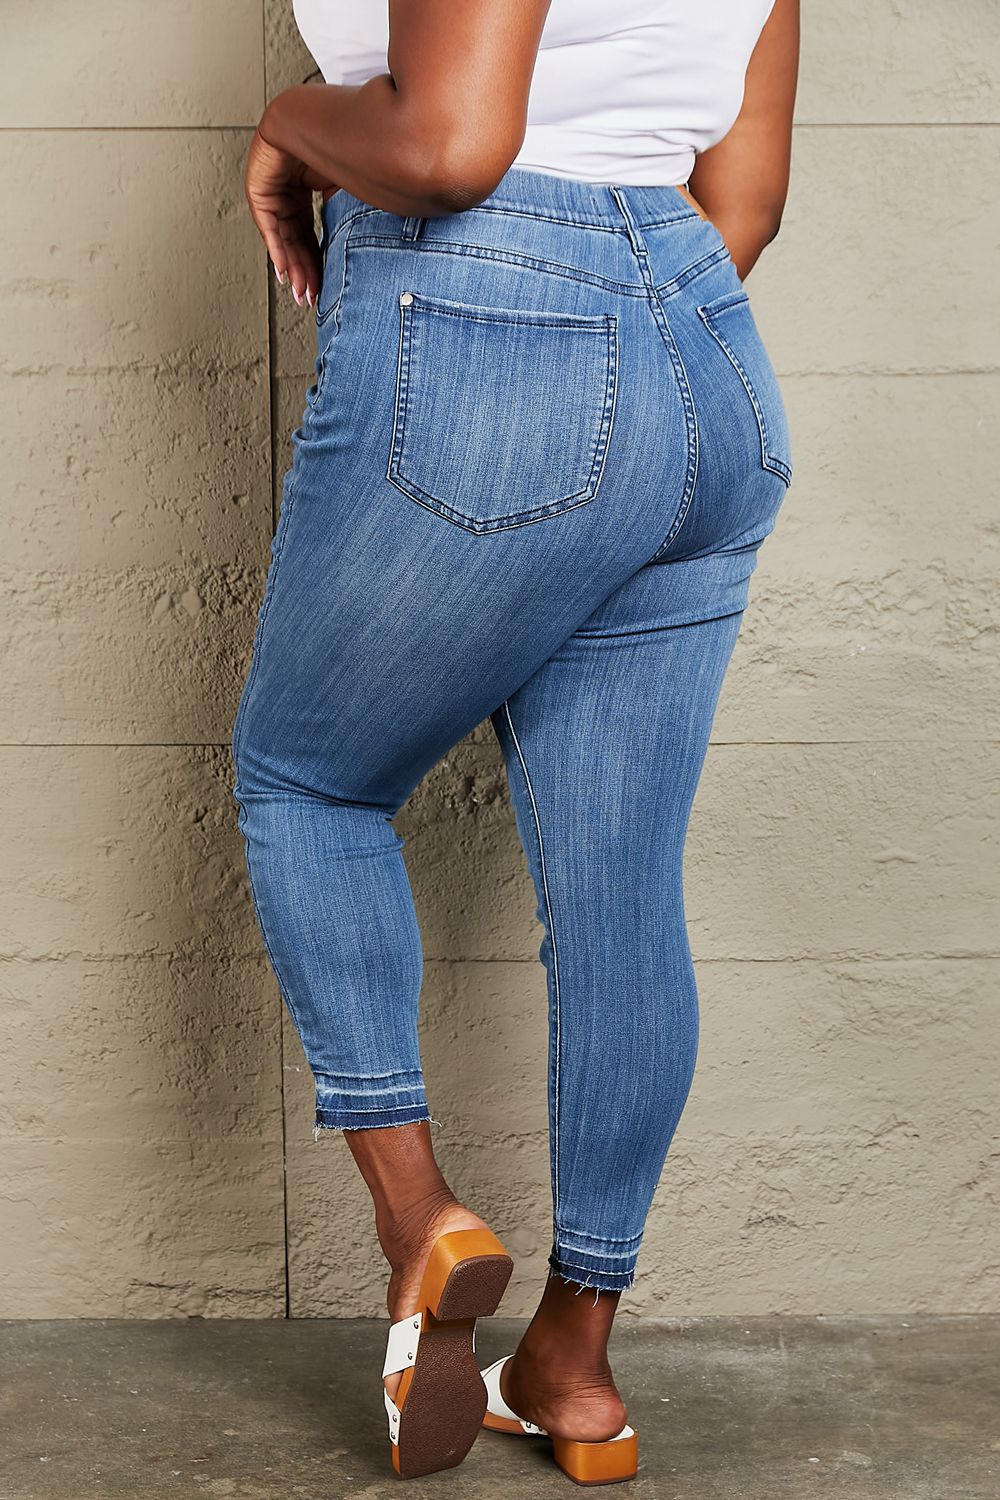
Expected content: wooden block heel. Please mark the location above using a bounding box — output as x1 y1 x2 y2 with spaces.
421 1227 514 1320
552 1431 639 1486
481 1353 638 1486
382 1227 513 1480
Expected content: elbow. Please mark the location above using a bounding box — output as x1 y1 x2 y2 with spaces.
399 130 520 217
422 171 505 217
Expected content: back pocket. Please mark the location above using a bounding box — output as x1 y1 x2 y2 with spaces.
387 289 618 534
697 291 793 487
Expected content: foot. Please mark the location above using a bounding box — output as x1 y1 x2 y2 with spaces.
499 1344 628 1444
499 1273 628 1443
380 1196 493 1402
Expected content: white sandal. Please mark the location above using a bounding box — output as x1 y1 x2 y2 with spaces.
380 1227 513 1479
481 1353 638 1485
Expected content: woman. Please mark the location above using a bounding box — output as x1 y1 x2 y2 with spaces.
233 0 799 1483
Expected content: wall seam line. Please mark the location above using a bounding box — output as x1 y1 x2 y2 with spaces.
256 0 292 1325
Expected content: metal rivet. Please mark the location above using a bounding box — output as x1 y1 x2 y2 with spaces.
399 291 414 306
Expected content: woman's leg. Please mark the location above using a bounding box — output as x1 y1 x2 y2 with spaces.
491 561 748 1438
229 174 784 1435
228 342 691 1376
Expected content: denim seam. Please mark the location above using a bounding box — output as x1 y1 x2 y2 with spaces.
556 1226 644 1246
638 212 702 231
318 1101 429 1115
502 699 563 1227
608 187 700 564
348 235 649 297
468 205 629 231
231 458 303 778
697 300 793 486
309 234 355 408
556 1245 638 1264
315 206 381 326
240 831 314 1102
231 452 313 1073
329 228 352 340
387 290 412 508
396 300 615 331
469 202 698 232
386 488 614 536
647 308 699 558
315 1105 433 1137
556 1266 635 1281
654 243 732 299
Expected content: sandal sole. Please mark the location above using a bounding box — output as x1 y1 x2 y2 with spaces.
391 1228 513 1479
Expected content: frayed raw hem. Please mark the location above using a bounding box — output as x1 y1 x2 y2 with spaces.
312 1067 434 1133
548 1250 637 1298
312 1109 443 1138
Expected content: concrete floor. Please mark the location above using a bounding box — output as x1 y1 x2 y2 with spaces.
1 1316 997 1499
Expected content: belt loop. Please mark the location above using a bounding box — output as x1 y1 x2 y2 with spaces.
401 215 426 241
608 186 645 260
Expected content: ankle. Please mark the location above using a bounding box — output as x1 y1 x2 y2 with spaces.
345 1119 461 1267
375 1185 461 1271
516 1271 621 1369
513 1329 614 1384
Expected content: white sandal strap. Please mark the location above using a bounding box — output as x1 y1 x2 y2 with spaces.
381 1312 480 1444
384 1386 401 1444
382 1311 423 1444
480 1354 547 1435
382 1310 423 1379
481 1354 634 1441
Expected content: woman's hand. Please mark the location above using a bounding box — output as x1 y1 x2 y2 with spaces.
244 124 337 307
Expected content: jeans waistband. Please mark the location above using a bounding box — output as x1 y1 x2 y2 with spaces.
322 164 700 246
467 165 697 231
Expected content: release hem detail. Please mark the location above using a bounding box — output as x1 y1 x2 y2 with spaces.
313 1103 436 1135
548 1249 637 1294
312 1067 432 1134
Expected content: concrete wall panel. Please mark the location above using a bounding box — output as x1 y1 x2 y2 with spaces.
799 0 1000 124
1 4 996 1319
0 1 263 128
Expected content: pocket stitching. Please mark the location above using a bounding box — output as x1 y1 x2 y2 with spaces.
697 295 792 487
387 294 619 533
393 290 617 332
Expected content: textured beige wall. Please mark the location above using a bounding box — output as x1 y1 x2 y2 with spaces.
1 2 996 1320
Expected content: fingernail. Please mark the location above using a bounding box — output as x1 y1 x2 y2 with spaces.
273 265 286 286
292 286 303 307
305 287 314 308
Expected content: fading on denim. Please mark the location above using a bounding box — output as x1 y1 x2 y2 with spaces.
231 165 792 1293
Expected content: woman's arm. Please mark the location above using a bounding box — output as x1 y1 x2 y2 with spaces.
263 0 552 213
686 0 800 282
246 0 551 301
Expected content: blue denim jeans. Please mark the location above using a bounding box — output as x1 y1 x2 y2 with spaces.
231 165 792 1292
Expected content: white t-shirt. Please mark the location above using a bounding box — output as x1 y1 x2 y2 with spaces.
291 0 778 186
